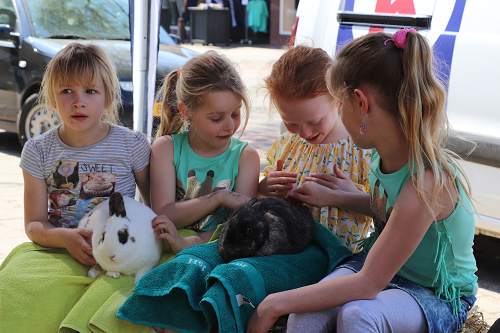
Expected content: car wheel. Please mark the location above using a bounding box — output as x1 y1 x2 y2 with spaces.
17 94 60 146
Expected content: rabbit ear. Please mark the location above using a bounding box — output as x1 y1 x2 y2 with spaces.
264 212 279 223
109 192 127 218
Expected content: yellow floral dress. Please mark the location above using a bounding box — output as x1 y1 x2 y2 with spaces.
263 132 372 253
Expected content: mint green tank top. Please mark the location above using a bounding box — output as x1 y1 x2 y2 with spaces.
172 131 248 233
363 149 478 313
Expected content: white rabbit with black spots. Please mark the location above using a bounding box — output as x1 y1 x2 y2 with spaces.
78 192 164 284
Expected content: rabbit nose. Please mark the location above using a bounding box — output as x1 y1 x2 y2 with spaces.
109 254 116 261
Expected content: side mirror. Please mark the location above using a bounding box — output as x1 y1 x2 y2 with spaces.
0 24 19 46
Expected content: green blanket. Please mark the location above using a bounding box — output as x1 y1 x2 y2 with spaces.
0 229 196 333
117 223 352 332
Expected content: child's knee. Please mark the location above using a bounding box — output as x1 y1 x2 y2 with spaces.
287 308 338 333
337 300 380 333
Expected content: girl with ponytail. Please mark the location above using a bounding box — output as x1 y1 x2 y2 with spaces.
247 30 478 333
150 50 259 253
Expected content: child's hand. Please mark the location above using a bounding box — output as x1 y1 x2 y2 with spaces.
152 215 187 254
288 181 336 207
246 294 281 333
259 159 297 198
304 164 360 194
63 228 97 266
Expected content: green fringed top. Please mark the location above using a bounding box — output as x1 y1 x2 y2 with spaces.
362 149 478 316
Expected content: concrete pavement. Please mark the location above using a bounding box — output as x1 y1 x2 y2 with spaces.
1 43 499 326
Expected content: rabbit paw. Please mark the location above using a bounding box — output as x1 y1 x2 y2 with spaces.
88 264 103 278
106 271 121 279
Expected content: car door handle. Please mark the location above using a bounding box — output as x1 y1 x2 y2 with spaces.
337 11 432 30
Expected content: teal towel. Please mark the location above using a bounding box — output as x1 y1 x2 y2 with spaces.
117 223 352 332
116 241 223 332
201 244 329 333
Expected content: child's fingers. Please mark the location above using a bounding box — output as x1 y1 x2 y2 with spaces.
287 190 307 202
153 222 175 234
276 159 283 171
305 177 332 189
269 171 297 180
271 184 294 193
333 164 349 179
78 250 96 266
152 215 171 227
308 172 337 182
285 196 303 206
82 242 94 256
79 228 93 239
269 176 297 186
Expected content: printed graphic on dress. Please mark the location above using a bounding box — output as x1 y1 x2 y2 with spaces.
80 173 115 199
46 160 116 228
370 179 393 237
176 170 232 231
50 161 80 191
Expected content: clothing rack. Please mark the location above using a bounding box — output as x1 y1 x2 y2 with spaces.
240 0 269 45
240 4 252 45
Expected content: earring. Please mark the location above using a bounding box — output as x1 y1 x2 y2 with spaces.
360 115 366 135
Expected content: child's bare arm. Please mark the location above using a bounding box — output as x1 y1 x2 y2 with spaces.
23 171 96 266
232 145 260 199
151 136 252 228
134 165 151 207
247 169 444 333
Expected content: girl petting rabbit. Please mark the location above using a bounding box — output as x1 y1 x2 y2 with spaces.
248 30 478 333
150 50 260 254
259 45 372 253
0 43 151 332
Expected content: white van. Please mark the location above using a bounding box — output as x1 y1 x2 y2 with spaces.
292 0 500 239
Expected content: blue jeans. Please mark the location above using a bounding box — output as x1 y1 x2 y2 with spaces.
337 253 476 333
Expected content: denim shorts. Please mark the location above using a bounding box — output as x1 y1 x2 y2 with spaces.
336 253 476 333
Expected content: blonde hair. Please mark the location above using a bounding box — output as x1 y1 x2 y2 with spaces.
156 50 250 138
327 31 473 213
40 42 121 124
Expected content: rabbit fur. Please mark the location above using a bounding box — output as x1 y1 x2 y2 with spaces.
78 192 163 284
218 197 316 263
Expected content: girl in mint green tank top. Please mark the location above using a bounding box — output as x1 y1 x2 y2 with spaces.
247 30 478 333
149 51 260 255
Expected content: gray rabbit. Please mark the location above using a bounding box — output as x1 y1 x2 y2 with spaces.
218 197 316 263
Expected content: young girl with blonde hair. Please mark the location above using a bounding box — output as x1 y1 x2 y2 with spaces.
248 30 477 333
0 42 151 332
259 45 372 253
150 50 260 254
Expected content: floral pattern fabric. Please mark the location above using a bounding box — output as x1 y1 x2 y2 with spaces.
263 132 372 253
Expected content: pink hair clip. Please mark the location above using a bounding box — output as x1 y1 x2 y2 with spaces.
384 28 418 49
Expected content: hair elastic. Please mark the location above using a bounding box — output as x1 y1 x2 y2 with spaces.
177 68 181 75
384 28 417 49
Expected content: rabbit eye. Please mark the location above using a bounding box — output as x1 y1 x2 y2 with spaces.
246 227 252 235
118 228 129 244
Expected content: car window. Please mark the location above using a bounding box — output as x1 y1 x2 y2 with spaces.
0 0 17 31
24 0 130 39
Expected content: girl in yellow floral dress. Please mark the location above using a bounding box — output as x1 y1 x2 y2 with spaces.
258 45 372 253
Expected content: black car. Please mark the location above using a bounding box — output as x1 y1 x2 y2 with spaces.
0 0 198 145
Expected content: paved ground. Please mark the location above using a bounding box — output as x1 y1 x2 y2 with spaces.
1 43 499 326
